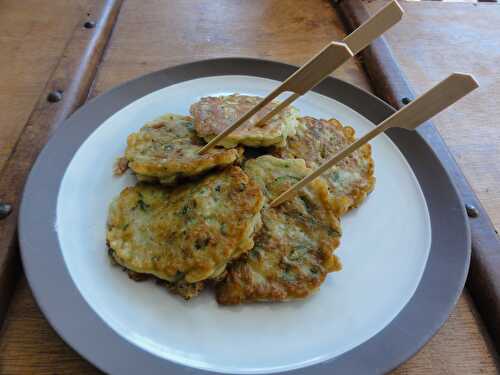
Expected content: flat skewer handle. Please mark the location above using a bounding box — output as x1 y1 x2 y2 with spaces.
270 73 478 207
199 42 352 154
344 0 403 54
199 1 405 154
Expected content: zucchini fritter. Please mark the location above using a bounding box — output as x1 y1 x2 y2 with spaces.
273 117 375 216
190 94 299 148
216 156 341 305
107 167 264 295
120 113 243 185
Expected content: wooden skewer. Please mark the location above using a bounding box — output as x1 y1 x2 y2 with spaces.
255 93 300 128
199 0 404 154
270 73 479 207
255 0 405 128
343 0 403 54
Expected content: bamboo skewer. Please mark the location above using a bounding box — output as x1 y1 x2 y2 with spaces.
199 0 404 154
255 93 300 128
198 42 353 154
270 73 479 207
255 0 405 128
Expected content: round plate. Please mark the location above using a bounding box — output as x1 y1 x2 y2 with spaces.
58 75 432 372
19 58 470 374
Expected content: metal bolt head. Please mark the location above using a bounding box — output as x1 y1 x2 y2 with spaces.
0 202 12 219
47 90 63 103
466 204 479 218
84 21 96 29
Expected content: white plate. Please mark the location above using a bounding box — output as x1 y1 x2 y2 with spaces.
56 75 431 374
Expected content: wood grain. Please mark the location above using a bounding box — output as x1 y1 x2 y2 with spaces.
0 1 95 305
339 0 500 353
0 0 90 173
0 277 99 375
394 292 499 374
0 0 123 324
1 277 497 375
91 0 371 96
0 0 498 374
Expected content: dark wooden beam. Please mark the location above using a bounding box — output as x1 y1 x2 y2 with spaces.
0 0 124 327
335 0 500 353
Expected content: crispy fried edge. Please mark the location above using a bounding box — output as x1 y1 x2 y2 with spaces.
108 249 204 300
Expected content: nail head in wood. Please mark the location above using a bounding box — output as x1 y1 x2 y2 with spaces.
0 202 12 219
84 21 96 29
466 204 479 218
47 90 63 103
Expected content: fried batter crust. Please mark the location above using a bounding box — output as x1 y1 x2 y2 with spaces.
107 166 264 288
273 116 375 216
216 156 341 305
122 113 242 184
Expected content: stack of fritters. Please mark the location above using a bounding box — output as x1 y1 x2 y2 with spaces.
108 94 375 303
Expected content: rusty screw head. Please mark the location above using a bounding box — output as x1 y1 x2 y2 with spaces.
84 21 96 29
47 90 63 103
466 204 479 218
0 202 12 219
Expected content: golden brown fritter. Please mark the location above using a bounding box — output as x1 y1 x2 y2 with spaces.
216 156 341 305
274 117 375 216
120 113 243 185
107 167 264 296
190 94 299 148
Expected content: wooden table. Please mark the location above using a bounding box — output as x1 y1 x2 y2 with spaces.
0 1 499 373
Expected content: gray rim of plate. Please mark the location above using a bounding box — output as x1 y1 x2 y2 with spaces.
19 58 471 375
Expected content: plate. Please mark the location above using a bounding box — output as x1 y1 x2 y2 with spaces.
19 58 470 374
58 75 431 372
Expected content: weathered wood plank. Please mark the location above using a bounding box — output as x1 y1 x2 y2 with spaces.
338 0 500 353
0 0 123 325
